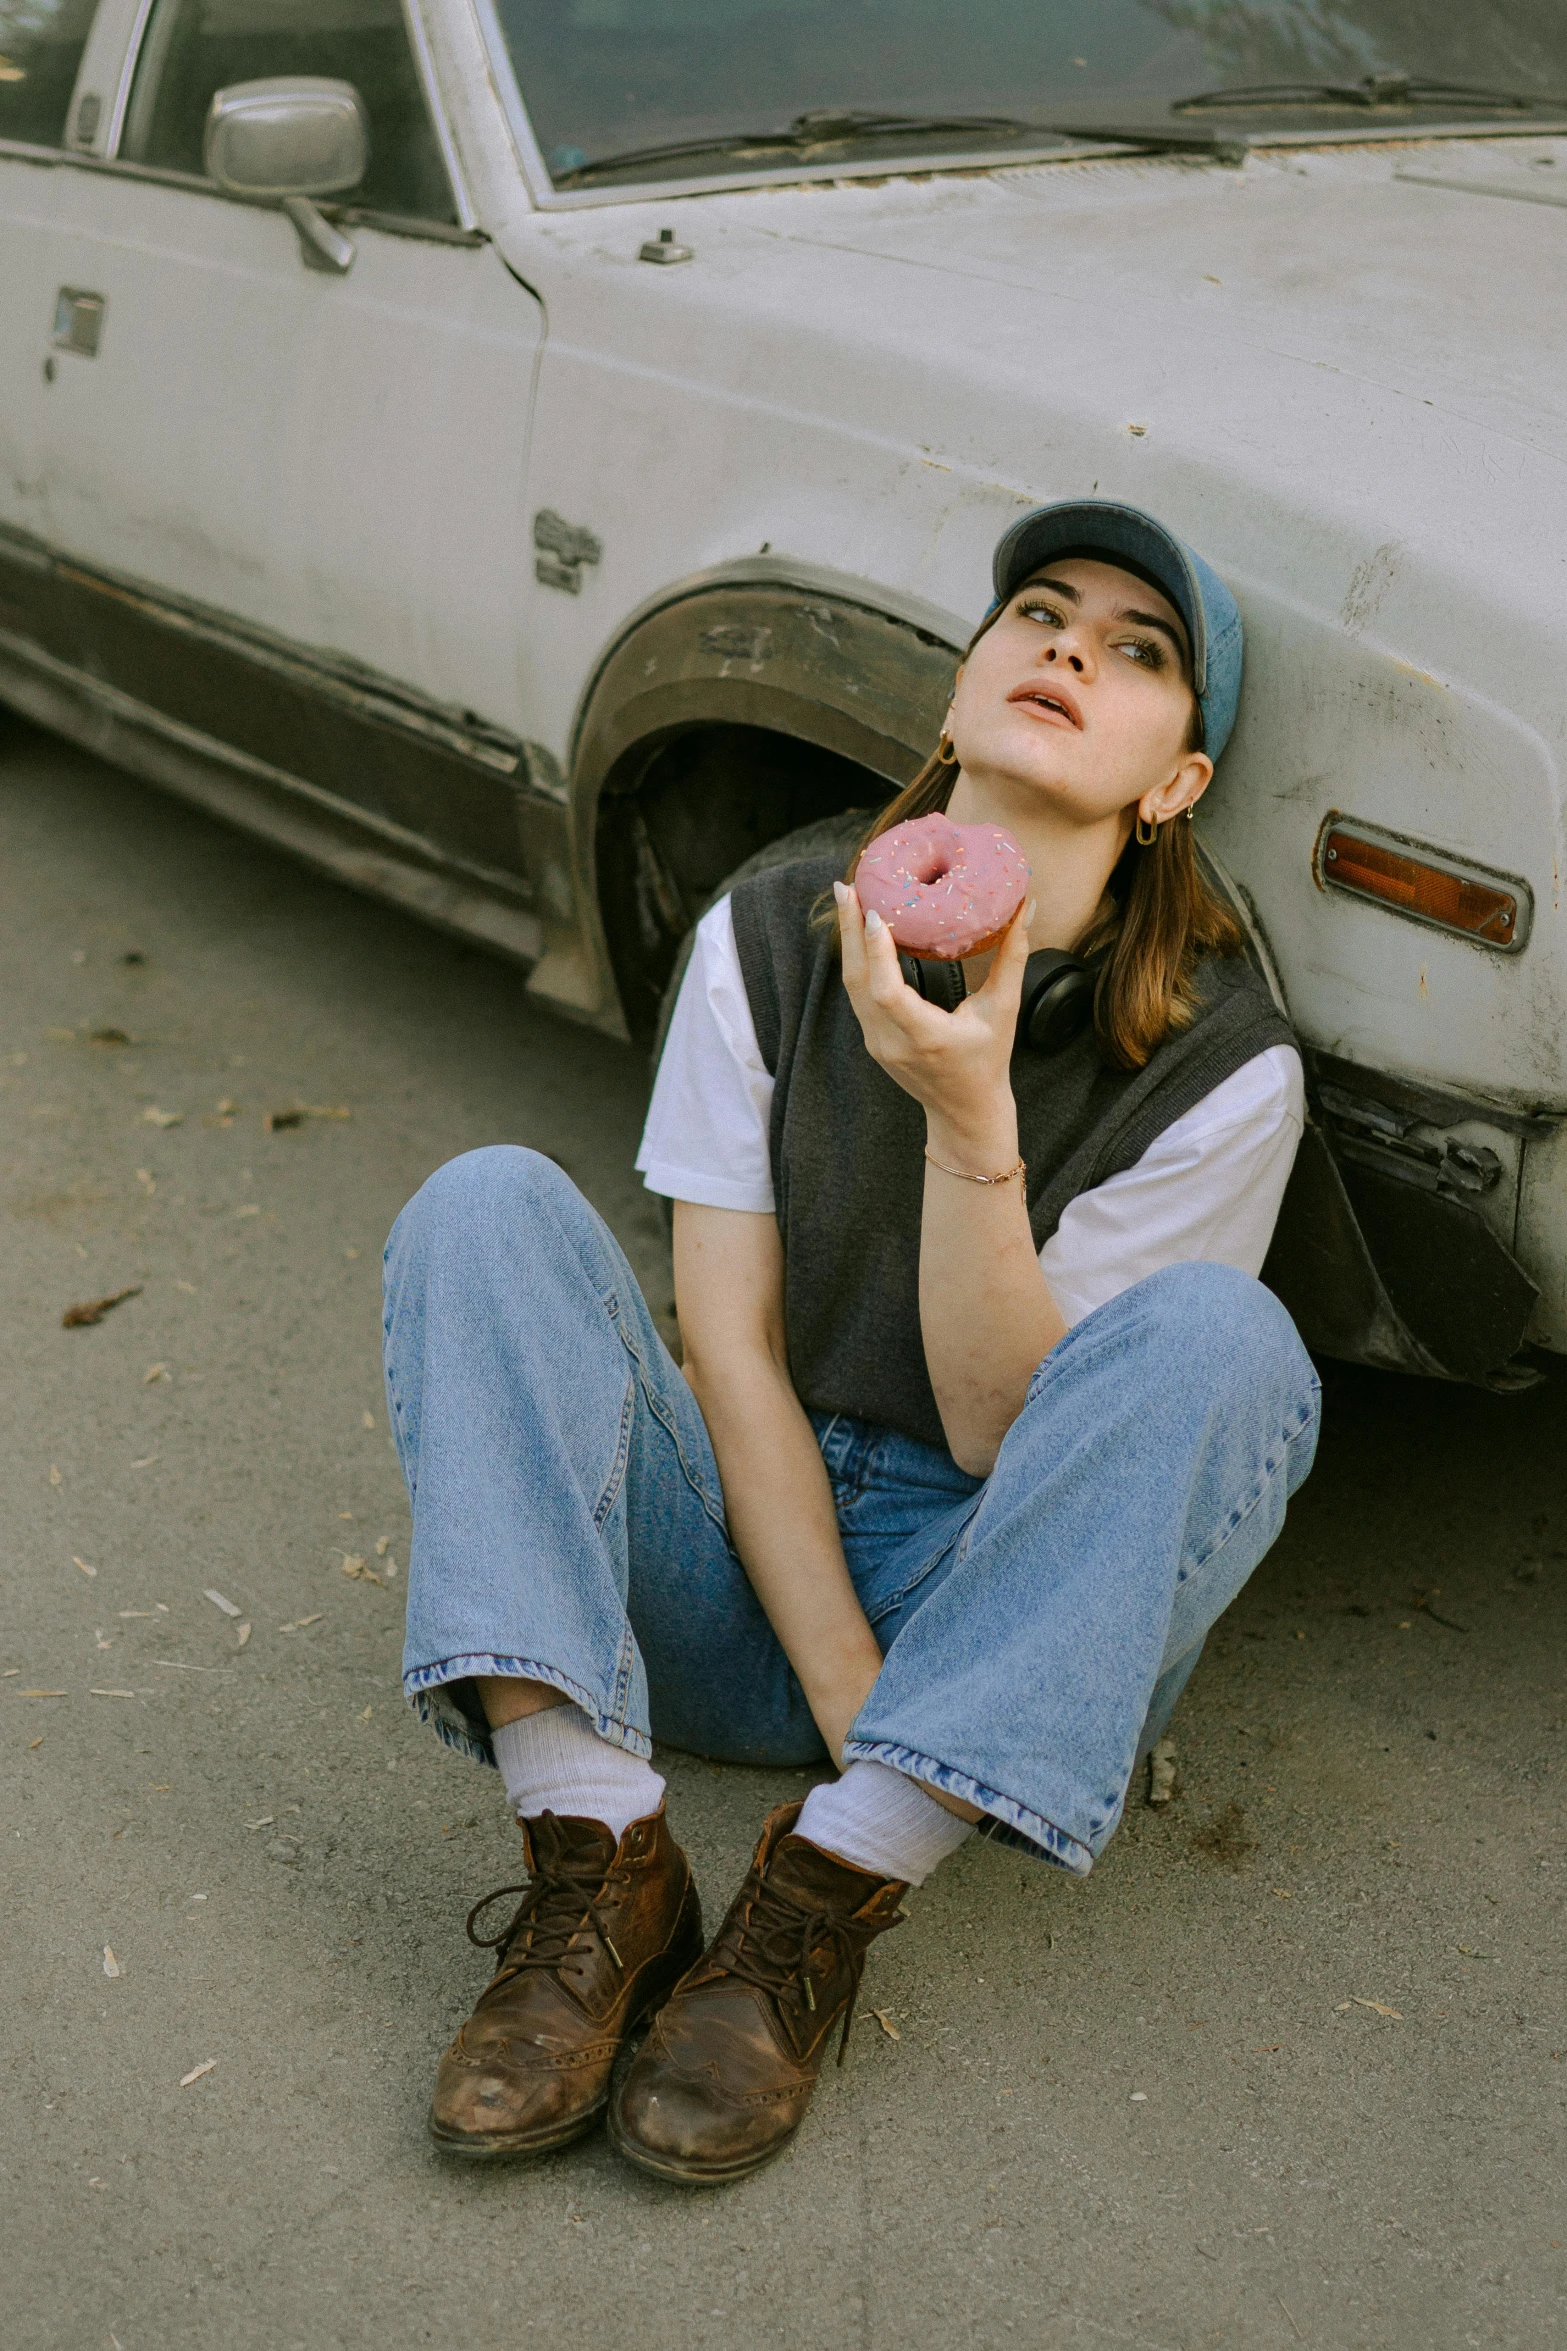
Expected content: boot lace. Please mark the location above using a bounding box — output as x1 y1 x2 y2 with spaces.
464 1815 625 1992
709 1867 893 2065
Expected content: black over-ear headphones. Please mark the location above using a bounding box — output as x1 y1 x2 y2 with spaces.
896 947 1096 1055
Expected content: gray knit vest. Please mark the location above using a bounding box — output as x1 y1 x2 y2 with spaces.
729 853 1296 1449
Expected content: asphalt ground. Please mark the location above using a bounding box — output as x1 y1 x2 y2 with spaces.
2 716 1563 2351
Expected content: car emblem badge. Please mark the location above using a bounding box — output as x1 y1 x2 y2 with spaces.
533 510 603 594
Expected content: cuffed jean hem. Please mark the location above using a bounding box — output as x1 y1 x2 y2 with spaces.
402 1654 655 1771
842 1737 1094 1877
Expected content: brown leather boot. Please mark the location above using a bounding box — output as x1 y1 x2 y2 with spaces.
608 1800 906 2185
428 1804 703 2159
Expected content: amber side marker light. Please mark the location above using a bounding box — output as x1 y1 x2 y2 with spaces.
1317 820 1530 953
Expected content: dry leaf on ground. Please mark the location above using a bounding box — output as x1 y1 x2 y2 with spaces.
340 1555 367 1578
236 1623 251 1648
21 1690 67 1698
49 1465 61 1486
90 1688 137 1699
73 1556 98 1577
62 1285 142 1328
141 1108 182 1128
374 1537 390 1557
279 1614 322 1632
1339 1997 1404 2019
102 1947 122 1978
204 1589 241 1618
866 2008 902 2042
143 1362 169 1384
178 2060 217 2088
361 1411 375 1429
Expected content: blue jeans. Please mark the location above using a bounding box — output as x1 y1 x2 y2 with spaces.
383 1148 1320 1875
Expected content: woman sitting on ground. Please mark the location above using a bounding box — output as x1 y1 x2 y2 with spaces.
383 497 1319 2186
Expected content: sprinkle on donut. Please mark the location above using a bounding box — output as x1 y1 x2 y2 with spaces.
853 813 1031 960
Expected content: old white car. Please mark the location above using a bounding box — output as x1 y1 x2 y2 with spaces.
3 0 1566 1388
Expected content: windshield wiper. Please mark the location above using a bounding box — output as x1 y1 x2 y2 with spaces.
552 108 1245 186
1175 72 1567 115
552 110 1034 183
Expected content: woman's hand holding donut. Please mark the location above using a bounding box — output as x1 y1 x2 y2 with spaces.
833 880 1033 1169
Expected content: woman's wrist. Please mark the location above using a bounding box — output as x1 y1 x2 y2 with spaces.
923 1098 1020 1179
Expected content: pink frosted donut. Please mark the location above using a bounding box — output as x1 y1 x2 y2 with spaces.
854 813 1031 960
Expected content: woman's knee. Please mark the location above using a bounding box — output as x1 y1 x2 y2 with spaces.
1113 1262 1316 1412
1132 1260 1315 1420
386 1145 578 1269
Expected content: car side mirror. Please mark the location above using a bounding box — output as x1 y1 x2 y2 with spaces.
204 78 369 274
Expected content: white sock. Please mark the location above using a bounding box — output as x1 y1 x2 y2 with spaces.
492 1701 666 1842
795 1760 974 1887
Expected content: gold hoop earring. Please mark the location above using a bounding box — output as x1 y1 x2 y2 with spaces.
937 731 957 765
1135 812 1158 847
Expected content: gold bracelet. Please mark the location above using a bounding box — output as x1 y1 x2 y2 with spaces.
923 1148 1026 1187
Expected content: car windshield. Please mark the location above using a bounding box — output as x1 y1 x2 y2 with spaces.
491 0 1567 188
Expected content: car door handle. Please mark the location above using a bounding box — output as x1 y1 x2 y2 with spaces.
53 288 106 355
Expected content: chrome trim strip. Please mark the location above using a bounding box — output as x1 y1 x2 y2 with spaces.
465 0 556 201
105 0 157 157
404 0 477 232
0 626 542 926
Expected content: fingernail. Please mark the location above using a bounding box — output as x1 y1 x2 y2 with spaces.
833 880 850 907
1024 898 1037 924
864 907 884 937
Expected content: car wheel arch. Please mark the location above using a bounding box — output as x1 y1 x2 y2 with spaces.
557 575 960 1047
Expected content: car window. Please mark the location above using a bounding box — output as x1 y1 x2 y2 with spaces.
0 0 98 147
120 0 455 221
492 0 1567 186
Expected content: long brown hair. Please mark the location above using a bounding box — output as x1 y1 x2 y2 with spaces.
843 601 1244 1071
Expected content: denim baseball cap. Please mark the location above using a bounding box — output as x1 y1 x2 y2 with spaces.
990 500 1244 762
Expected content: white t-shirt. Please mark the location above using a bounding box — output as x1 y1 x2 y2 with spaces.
636 897 1304 1329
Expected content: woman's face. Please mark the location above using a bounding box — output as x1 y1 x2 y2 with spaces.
948 557 1212 831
